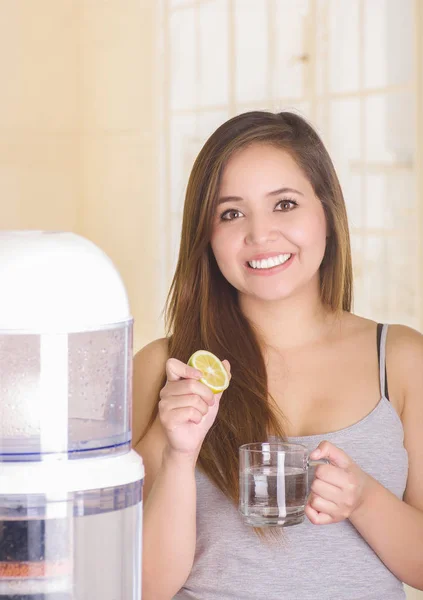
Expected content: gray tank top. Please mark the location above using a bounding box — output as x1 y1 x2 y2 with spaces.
174 324 409 600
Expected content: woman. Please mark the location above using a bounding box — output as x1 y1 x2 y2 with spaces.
133 111 423 600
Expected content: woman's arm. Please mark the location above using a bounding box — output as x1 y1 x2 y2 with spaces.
140 428 199 600
350 326 423 589
306 326 423 590
133 341 227 600
133 340 197 600
349 472 423 589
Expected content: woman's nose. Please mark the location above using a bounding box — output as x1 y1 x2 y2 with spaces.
245 215 280 246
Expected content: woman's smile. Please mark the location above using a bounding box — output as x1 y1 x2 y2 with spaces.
245 252 295 275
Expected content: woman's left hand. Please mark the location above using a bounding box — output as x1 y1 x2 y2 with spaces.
305 441 372 525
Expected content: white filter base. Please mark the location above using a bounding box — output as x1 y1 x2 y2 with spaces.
0 450 144 494
0 577 72 595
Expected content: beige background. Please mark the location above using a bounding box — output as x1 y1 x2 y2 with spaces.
0 2 421 597
0 0 163 352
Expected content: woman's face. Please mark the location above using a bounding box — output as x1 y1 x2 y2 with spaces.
210 143 328 303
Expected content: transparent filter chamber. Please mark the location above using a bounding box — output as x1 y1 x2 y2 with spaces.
0 321 133 460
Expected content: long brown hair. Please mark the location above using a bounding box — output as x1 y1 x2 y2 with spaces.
160 111 352 504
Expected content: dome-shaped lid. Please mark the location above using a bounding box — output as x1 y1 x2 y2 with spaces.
0 231 130 331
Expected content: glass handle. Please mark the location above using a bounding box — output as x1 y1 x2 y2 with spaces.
308 458 330 467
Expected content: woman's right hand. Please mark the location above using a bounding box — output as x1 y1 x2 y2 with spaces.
158 357 230 457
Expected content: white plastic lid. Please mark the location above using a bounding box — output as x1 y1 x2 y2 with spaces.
0 231 130 331
0 450 144 494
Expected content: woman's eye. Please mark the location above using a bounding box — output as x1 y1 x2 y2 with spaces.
276 199 297 211
220 209 243 221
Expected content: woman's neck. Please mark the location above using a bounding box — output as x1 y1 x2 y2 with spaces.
239 285 340 352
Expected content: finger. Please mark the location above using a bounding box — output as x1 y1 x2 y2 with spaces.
159 394 210 418
304 503 335 526
165 358 202 383
161 379 215 406
222 359 231 376
313 464 350 490
310 441 351 469
160 406 206 429
310 478 343 503
307 492 338 519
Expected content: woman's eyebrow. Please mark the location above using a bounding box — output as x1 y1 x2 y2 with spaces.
266 187 304 197
218 187 304 205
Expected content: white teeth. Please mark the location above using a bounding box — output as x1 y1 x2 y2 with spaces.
248 254 291 270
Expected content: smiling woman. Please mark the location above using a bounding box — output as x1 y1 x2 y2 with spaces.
211 144 328 303
134 111 423 600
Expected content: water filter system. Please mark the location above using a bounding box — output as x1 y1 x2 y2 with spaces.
0 231 144 599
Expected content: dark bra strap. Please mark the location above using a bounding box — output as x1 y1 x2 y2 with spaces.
376 323 390 401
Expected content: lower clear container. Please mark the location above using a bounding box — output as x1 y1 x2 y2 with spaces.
0 481 142 599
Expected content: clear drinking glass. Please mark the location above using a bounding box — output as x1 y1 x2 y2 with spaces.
239 441 329 527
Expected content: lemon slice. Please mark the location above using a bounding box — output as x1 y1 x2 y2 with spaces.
188 350 229 394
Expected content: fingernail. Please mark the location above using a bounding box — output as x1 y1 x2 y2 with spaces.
312 449 321 459
194 369 202 378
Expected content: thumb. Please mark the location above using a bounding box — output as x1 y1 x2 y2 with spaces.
165 358 202 382
310 441 351 469
222 359 231 376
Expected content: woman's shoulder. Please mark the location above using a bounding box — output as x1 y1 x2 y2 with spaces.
134 337 169 369
342 311 423 350
387 322 423 343
132 337 170 446
133 337 170 396
384 324 423 417
386 323 423 366
346 315 422 411
347 312 423 367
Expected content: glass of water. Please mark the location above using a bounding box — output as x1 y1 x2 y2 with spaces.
239 441 328 527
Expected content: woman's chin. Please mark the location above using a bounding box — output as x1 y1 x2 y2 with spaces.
241 287 298 304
